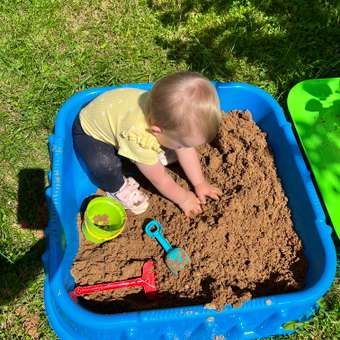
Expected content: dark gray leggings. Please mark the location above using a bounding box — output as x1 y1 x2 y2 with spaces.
72 115 125 193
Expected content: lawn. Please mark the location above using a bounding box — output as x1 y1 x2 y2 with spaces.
0 0 339 338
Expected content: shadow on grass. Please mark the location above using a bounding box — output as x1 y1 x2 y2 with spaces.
0 239 45 306
148 0 340 100
0 169 48 305
17 169 48 229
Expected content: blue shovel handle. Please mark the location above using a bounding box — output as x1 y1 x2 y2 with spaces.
145 220 173 253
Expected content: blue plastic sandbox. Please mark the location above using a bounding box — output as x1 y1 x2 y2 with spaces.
44 82 337 339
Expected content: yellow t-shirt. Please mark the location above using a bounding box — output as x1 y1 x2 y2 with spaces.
79 88 163 165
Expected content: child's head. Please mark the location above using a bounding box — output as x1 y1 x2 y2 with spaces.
147 71 221 149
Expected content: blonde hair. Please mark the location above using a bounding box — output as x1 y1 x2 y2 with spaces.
147 71 221 144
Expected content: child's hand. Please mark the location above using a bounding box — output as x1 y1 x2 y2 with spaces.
194 181 222 204
178 191 202 217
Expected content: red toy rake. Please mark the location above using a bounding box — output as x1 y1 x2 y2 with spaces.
71 261 157 300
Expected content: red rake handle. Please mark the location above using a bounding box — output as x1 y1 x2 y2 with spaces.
74 277 145 296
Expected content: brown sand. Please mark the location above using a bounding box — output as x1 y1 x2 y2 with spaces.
71 110 307 313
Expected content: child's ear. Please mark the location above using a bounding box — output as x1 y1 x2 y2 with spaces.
149 125 162 135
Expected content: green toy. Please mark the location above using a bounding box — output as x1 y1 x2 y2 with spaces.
287 77 340 239
82 196 126 244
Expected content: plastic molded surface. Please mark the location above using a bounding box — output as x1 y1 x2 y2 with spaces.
44 82 336 339
287 78 340 238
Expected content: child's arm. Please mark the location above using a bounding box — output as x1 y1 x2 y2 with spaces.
136 161 202 216
175 147 221 203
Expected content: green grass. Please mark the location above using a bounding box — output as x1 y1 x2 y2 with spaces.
0 0 339 338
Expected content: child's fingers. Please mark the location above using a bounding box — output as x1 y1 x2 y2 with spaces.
209 188 222 198
193 204 202 215
198 194 206 204
213 187 222 196
195 195 202 204
189 191 201 203
191 202 202 213
186 209 200 218
184 202 202 217
208 191 220 200
191 209 202 217
194 191 205 204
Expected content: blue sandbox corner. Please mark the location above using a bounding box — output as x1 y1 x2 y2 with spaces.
43 82 337 339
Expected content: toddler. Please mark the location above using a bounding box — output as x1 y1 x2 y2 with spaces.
72 71 222 216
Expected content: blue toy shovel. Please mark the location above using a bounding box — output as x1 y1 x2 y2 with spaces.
145 220 191 276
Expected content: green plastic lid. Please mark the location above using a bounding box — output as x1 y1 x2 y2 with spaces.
287 78 340 239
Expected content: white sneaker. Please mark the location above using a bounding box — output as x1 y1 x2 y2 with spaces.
106 177 149 215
